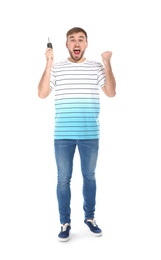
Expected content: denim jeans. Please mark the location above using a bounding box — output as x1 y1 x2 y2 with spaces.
54 139 99 224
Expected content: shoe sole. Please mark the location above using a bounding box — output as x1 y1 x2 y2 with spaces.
58 236 70 242
90 230 102 237
84 223 102 237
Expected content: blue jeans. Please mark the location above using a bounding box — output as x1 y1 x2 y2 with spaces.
54 139 99 224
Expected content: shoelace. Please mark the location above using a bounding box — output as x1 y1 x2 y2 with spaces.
87 219 97 226
61 223 70 232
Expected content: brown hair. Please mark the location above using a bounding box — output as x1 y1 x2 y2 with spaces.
66 27 88 40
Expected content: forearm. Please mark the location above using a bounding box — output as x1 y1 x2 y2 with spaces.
102 62 116 97
101 51 116 97
38 62 52 98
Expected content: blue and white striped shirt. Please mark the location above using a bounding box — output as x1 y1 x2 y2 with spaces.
50 59 106 139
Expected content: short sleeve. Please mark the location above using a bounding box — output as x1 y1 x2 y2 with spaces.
98 63 106 88
50 66 55 90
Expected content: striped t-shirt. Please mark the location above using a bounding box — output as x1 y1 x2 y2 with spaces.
50 59 106 139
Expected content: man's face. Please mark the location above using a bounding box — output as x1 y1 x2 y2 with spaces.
66 32 88 62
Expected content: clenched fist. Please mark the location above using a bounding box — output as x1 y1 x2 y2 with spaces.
45 48 54 62
101 51 112 68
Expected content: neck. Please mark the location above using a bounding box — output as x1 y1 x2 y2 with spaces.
68 57 86 63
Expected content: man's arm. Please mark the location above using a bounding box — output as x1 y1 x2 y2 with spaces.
38 48 54 98
101 51 116 97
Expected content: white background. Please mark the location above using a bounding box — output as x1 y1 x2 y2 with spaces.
0 0 161 259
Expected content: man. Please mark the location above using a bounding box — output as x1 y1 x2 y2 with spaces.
38 27 116 242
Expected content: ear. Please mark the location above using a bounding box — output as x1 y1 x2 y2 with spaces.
85 41 88 48
66 41 68 48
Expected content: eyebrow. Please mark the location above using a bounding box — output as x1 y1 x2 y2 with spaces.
69 35 85 39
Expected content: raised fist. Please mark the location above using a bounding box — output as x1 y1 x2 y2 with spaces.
101 51 112 67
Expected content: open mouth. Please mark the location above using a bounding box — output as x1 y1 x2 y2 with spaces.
73 49 80 55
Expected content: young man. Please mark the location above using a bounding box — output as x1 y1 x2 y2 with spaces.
38 27 116 242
